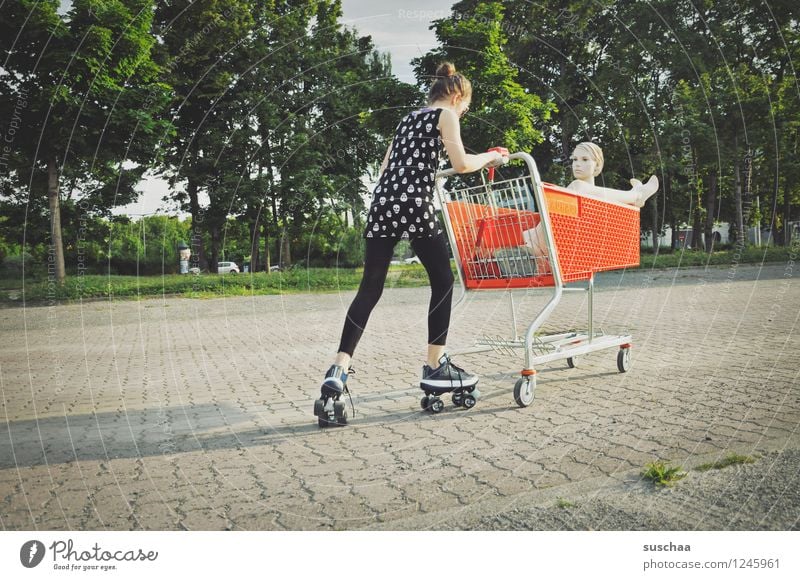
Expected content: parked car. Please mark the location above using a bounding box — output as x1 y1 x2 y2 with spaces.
217 261 240 274
403 256 421 265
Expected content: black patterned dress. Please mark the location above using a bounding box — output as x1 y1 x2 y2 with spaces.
364 107 445 239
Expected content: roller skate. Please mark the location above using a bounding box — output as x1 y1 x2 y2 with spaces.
419 354 480 414
313 364 353 427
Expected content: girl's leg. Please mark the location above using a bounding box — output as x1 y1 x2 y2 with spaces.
336 237 397 357
410 234 455 367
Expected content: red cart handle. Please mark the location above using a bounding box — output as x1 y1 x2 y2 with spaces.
486 147 509 182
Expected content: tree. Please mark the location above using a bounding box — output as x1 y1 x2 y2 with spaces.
413 1 555 162
0 0 172 282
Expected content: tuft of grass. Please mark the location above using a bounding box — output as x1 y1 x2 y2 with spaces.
695 453 757 472
556 497 576 509
641 460 687 487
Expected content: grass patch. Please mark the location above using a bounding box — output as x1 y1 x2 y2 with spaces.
556 497 576 509
0 264 439 304
641 460 687 487
695 453 757 472
639 245 791 269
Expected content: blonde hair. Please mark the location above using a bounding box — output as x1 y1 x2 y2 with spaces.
427 62 472 104
574 142 604 176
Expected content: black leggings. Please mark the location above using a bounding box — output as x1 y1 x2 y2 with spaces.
338 235 454 356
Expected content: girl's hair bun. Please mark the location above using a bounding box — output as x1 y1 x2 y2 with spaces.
435 62 456 78
428 61 472 103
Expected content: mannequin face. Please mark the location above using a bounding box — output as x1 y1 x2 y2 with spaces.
571 147 599 182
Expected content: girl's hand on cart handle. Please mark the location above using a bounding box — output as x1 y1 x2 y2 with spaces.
486 147 509 181
487 146 509 165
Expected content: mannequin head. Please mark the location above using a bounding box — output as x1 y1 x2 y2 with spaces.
571 142 604 183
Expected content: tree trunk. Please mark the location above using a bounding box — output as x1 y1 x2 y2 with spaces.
264 221 272 272
650 186 659 252
665 173 678 251
47 156 66 283
187 176 206 271
250 216 261 272
271 195 282 268
280 224 292 268
744 148 753 239
734 135 744 247
783 182 792 245
704 172 717 252
209 225 220 274
691 205 703 250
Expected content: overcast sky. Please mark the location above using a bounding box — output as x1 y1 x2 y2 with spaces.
112 0 454 216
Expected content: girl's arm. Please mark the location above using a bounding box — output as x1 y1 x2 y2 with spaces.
438 108 505 173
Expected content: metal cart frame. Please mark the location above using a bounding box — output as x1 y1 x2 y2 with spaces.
435 151 633 407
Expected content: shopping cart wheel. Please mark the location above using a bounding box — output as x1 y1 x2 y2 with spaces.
514 377 536 408
617 347 631 373
567 356 579 369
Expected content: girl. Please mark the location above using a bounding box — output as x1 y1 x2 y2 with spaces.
314 62 506 426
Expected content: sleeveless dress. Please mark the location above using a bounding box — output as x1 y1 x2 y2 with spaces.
363 107 445 239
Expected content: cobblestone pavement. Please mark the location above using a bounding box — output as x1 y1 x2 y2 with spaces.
1 263 798 530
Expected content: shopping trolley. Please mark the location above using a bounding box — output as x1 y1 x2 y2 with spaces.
435 151 640 407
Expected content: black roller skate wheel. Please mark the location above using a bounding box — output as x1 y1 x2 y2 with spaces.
333 401 348 426
313 399 324 417
462 394 477 409
430 398 444 414
451 391 464 407
420 395 430 410
318 416 329 428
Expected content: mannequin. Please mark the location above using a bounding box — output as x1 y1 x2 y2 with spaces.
566 142 658 206
521 142 658 270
